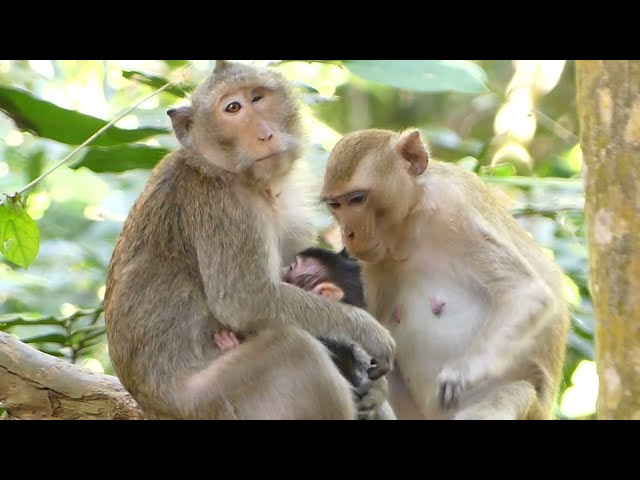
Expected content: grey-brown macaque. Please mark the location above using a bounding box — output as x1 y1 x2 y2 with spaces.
320 128 570 420
103 61 396 420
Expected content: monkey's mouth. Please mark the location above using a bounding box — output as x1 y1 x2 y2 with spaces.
353 242 382 261
255 150 289 162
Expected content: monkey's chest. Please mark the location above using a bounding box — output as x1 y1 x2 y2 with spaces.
387 273 489 415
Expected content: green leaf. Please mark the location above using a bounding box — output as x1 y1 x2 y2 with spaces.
0 85 170 146
0 200 40 268
164 60 190 70
479 162 516 177
122 70 194 98
70 145 170 173
36 347 68 358
342 60 488 94
21 333 68 345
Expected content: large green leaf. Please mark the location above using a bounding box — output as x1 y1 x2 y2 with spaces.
342 60 488 93
70 145 170 173
122 70 194 98
0 200 40 269
0 86 170 146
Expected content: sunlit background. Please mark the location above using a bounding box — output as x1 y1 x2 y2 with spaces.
0 60 595 419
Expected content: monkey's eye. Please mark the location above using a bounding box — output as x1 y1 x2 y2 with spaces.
252 95 263 103
225 102 242 114
349 193 367 205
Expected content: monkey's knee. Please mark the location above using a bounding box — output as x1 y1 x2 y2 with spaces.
276 327 358 420
455 380 537 420
177 327 356 419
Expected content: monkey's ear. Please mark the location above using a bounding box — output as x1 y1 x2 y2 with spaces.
215 60 230 72
395 130 429 176
312 281 345 302
167 106 194 148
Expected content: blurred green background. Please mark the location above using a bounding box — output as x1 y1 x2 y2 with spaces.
0 60 593 419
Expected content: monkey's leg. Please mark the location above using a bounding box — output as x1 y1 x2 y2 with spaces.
376 401 398 420
177 327 357 420
453 380 538 420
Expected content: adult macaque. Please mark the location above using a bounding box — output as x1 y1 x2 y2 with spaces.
216 247 396 420
104 61 395 420
320 128 570 420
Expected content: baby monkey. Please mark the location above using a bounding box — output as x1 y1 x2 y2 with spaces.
215 247 395 420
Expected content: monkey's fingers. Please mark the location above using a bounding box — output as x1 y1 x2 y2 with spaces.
215 331 241 351
439 382 455 410
366 357 390 380
354 381 372 399
437 367 465 410
228 332 240 348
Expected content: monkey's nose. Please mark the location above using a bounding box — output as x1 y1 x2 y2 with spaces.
344 227 355 240
258 132 273 141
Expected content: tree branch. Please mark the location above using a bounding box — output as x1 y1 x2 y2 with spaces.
0 332 143 420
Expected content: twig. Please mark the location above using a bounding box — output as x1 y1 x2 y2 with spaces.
511 206 584 219
0 306 104 329
535 109 578 144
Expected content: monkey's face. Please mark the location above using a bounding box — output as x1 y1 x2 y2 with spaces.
212 87 290 161
283 255 346 302
283 255 328 291
321 129 429 264
169 61 304 184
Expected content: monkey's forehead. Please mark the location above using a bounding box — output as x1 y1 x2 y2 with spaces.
322 154 395 196
194 67 287 104
323 130 397 187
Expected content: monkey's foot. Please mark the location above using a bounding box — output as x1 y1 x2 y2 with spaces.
436 363 469 410
355 378 388 420
214 330 241 352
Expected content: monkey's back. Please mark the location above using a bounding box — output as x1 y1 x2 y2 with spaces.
104 150 228 414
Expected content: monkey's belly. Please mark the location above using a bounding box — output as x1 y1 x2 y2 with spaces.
388 278 489 419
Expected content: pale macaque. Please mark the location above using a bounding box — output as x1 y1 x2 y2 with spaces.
320 128 570 420
104 61 395 420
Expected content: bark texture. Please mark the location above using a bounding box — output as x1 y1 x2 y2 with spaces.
576 60 640 420
0 332 143 420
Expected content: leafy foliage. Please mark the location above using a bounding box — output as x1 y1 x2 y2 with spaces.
0 85 169 146
343 60 489 93
70 145 170 173
0 199 39 268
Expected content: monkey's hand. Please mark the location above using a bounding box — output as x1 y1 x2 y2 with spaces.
436 361 471 410
354 376 389 420
214 330 241 352
351 310 396 380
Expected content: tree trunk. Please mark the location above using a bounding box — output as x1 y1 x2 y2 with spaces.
0 332 143 420
576 60 640 420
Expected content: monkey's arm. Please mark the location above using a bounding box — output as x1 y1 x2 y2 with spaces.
277 175 320 266
192 198 394 376
438 216 556 408
279 215 317 266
